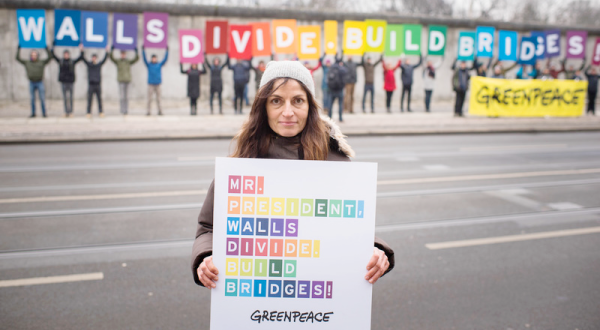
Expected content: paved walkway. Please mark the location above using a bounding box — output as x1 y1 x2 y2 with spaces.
1 110 599 143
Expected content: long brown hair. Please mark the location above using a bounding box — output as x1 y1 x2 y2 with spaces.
231 78 329 160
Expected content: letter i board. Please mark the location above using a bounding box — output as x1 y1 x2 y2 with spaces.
211 157 378 329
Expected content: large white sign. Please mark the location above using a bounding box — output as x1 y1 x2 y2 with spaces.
210 157 378 329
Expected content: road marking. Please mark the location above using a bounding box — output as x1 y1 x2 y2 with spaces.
425 226 600 250
484 190 549 211
0 203 203 219
395 156 420 162
377 168 600 186
0 190 207 204
0 272 104 288
177 156 218 161
422 164 450 171
460 144 567 152
0 180 211 193
375 207 600 232
547 202 583 211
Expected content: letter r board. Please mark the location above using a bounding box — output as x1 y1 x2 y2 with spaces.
210 157 378 329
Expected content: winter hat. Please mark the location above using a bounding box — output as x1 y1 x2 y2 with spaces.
259 61 316 96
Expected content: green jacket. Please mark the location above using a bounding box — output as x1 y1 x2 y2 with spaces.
16 48 51 82
110 49 139 83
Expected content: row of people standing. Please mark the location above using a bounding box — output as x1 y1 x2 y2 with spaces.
16 44 168 118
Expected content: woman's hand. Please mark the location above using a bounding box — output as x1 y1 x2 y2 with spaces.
197 256 219 289
365 247 389 284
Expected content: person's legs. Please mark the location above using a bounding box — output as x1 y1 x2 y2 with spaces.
343 84 352 113
209 89 215 114
591 91 597 114
327 92 335 118
323 88 330 115
191 97 198 115
28 81 37 117
349 83 355 113
244 84 249 106
386 91 392 112
61 83 69 115
400 85 407 111
368 84 375 112
218 90 223 114
588 90 597 114
406 84 412 111
456 91 466 116
338 90 344 122
66 83 73 115
425 90 432 112
38 82 46 117
147 85 153 115
156 85 162 115
87 84 93 115
362 84 368 112
118 83 125 114
235 83 245 114
96 84 103 114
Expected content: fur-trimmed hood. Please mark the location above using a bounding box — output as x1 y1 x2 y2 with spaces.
321 115 355 158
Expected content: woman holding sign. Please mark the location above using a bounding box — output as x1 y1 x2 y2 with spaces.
180 63 207 116
192 61 395 288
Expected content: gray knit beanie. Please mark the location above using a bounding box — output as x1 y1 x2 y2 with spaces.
259 61 316 96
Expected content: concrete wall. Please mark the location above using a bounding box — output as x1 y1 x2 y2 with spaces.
1 7 598 105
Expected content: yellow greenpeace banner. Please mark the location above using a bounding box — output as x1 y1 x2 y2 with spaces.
469 77 588 117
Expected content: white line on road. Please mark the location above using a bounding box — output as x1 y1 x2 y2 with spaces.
459 144 567 152
0 272 104 288
0 190 207 204
377 168 600 186
425 226 600 250
0 203 203 219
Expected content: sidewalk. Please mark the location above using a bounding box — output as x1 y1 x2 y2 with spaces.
1 99 599 142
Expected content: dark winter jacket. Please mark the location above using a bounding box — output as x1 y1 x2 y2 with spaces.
82 52 108 84
400 55 422 86
181 63 207 99
207 58 229 92
191 117 395 287
344 59 359 84
51 48 83 83
585 67 598 92
228 60 252 84
453 68 470 92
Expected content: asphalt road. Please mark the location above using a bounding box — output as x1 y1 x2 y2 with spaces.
1 132 600 330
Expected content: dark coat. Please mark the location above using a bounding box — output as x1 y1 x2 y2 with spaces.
51 48 83 83
181 64 207 99
191 117 395 286
207 58 229 92
82 52 108 84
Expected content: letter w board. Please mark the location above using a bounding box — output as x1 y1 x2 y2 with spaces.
210 157 377 329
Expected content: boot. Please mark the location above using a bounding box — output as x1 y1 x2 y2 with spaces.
386 107 391 113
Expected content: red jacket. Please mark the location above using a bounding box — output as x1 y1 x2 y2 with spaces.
382 60 401 92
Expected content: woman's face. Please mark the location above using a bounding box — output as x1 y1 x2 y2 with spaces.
266 79 309 138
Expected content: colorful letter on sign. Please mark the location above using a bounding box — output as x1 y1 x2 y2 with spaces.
251 22 272 56
297 26 321 60
531 31 546 60
113 13 137 50
179 29 204 64
144 12 168 49
545 30 561 58
427 25 447 56
403 24 422 56
364 20 386 53
566 30 587 59
324 20 338 55
476 26 495 58
385 24 404 56
343 21 365 56
498 30 518 61
206 21 228 54
519 36 537 65
457 31 476 61
272 20 296 54
17 9 47 48
82 11 108 48
592 38 600 66
54 9 80 47
229 25 252 60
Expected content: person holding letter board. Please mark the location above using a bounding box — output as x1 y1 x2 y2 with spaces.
110 45 139 115
192 61 394 288
51 42 84 117
452 58 471 117
142 45 169 116
205 54 229 115
16 46 51 118
180 62 207 116
80 44 109 118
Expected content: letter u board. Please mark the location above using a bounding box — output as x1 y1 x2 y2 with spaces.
211 157 377 329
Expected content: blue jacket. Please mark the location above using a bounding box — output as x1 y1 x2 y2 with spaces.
143 49 169 85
